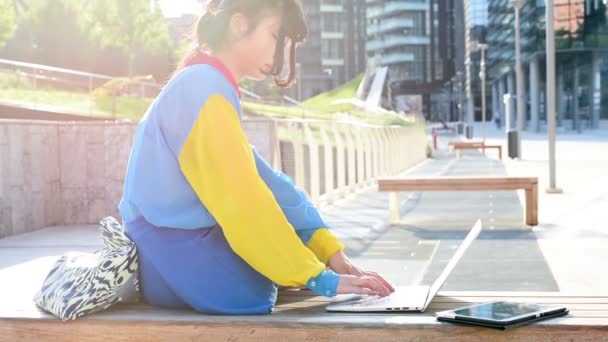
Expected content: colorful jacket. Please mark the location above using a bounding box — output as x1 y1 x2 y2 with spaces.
118 54 344 297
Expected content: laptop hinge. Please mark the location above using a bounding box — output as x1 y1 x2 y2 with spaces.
422 290 432 310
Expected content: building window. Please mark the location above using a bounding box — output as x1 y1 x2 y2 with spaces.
322 39 342 59
322 13 343 32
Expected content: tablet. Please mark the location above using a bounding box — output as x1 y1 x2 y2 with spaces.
435 301 568 329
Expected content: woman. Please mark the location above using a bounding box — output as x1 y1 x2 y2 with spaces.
119 0 394 315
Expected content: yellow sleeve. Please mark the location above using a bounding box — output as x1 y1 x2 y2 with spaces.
178 94 326 287
307 228 345 265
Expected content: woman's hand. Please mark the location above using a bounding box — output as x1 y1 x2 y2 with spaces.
336 274 392 297
329 250 395 296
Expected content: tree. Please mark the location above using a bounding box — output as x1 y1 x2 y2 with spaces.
0 0 16 48
88 0 172 77
0 0 101 70
28 0 96 69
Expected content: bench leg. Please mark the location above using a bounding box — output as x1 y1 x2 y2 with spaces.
498 147 502 160
525 185 538 226
389 192 400 225
456 150 461 159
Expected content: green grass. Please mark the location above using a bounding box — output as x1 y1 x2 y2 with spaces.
242 73 414 127
0 71 153 119
303 73 364 113
242 101 335 120
94 95 153 121
0 88 99 113
0 87 153 120
0 71 414 126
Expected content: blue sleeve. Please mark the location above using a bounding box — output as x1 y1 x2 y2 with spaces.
307 269 340 297
252 147 328 244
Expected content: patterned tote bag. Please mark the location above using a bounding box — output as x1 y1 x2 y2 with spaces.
34 216 140 320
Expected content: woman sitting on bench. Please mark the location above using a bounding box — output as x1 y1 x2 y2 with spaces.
118 0 393 315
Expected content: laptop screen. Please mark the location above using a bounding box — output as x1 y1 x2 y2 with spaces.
424 219 482 309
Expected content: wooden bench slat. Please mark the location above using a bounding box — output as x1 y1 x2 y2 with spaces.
4 307 608 323
380 185 533 192
437 291 608 298
379 177 538 185
2 318 608 342
448 141 503 159
448 141 485 146
280 290 607 299
277 294 608 309
433 297 608 305
378 177 539 226
429 303 608 311
3 292 608 341
454 144 502 148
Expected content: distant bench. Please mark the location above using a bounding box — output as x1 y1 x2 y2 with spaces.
378 176 539 226
448 141 503 160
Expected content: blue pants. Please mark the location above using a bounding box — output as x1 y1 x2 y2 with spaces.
124 216 277 315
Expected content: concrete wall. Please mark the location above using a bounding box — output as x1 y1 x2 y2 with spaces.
0 119 279 238
0 118 426 238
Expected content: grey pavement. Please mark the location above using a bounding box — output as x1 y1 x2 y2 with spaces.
321 120 608 294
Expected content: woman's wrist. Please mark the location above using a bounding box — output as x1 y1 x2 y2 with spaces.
328 250 357 275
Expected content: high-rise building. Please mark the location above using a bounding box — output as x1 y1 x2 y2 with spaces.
295 0 367 100
463 0 488 123
365 0 459 117
487 0 607 131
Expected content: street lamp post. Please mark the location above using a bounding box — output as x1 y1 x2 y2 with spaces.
296 63 302 101
455 71 464 132
472 41 489 143
545 0 562 193
480 48 487 143
510 0 526 159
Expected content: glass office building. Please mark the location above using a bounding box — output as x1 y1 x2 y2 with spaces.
487 0 608 131
295 0 367 100
463 0 489 123
366 0 459 116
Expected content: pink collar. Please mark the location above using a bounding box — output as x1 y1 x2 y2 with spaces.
185 52 241 97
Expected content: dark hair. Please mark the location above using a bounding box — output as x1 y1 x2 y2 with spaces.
176 0 307 88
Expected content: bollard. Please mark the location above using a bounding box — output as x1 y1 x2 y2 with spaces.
432 128 438 150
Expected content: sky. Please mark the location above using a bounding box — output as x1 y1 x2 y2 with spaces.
157 0 202 18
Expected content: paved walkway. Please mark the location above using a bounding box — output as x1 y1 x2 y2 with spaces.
322 139 552 292
480 120 608 294
321 120 608 294
1 121 607 312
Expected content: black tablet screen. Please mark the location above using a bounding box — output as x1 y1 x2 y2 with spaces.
453 302 550 321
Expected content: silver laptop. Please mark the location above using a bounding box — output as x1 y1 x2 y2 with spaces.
326 219 482 313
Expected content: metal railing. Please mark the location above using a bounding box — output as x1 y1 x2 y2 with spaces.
273 118 425 206
0 58 164 117
0 58 162 93
0 58 301 118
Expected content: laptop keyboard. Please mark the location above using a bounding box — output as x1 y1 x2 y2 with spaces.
352 294 395 307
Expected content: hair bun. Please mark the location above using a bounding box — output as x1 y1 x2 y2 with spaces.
206 0 227 14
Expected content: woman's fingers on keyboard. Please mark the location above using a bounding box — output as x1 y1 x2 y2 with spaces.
351 286 379 296
365 271 395 293
354 276 391 297
337 275 381 296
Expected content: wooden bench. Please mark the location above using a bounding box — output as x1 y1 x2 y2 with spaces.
449 141 503 160
2 290 607 341
378 176 539 226
2 224 606 340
